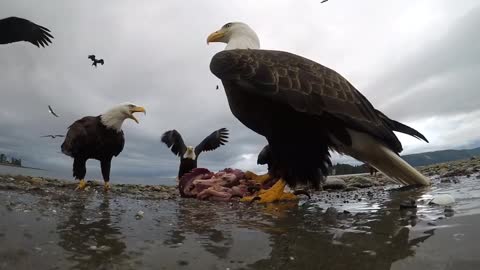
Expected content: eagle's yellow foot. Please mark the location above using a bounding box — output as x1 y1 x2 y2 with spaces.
104 182 111 192
244 171 272 185
241 179 298 203
75 179 87 191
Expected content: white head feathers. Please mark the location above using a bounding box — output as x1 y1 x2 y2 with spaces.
100 103 146 132
207 22 260 50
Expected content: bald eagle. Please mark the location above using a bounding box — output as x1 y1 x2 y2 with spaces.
161 128 229 179
61 103 146 191
0 17 53 47
207 22 430 203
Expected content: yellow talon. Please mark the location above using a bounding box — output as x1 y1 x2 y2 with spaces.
104 182 111 191
245 171 272 185
241 179 298 203
75 179 87 191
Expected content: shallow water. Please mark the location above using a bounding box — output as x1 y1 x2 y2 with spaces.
1 174 480 270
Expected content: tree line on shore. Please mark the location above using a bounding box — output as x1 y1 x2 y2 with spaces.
0 153 22 166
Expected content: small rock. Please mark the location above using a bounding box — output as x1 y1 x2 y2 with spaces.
427 221 437 226
400 199 417 209
289 256 295 261
444 206 455 217
323 177 346 190
348 176 374 188
89 245 97 250
135 210 144 219
429 194 455 206
345 186 359 192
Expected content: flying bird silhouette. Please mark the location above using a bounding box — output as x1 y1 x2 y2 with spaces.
41 135 65 138
0 17 53 47
88 55 104 67
321 0 329 3
48 105 59 117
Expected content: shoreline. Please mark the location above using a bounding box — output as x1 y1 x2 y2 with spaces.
0 163 45 171
1 157 478 201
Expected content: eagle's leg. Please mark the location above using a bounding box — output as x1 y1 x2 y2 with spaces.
73 158 87 191
104 182 111 191
101 159 112 192
75 179 87 190
244 171 272 185
241 179 298 203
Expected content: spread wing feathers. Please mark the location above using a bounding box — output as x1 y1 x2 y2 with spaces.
257 145 271 165
210 49 405 153
161 130 187 157
88 55 96 60
375 110 429 143
0 17 53 47
194 128 229 156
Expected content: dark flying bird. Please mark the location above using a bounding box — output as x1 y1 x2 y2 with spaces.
41 134 65 138
161 128 229 179
61 103 146 191
0 17 53 47
321 0 328 3
88 55 105 67
48 105 59 117
207 22 430 203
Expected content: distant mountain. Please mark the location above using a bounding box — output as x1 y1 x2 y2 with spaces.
401 147 480 167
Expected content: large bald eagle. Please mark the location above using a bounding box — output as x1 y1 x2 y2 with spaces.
61 103 146 191
0 17 53 47
207 22 430 203
161 128 229 179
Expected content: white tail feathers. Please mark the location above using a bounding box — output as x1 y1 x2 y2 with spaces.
332 129 431 186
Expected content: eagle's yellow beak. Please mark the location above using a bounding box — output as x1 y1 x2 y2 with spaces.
129 106 146 124
207 30 225 44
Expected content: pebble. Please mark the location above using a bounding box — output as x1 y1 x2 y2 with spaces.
429 194 455 206
135 210 144 219
400 199 417 209
323 177 346 190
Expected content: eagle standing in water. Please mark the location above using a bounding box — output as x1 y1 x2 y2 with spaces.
61 103 146 191
161 128 229 179
207 22 430 203
0 17 53 47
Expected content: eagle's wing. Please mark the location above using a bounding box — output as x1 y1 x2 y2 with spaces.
88 55 95 60
0 17 53 47
194 128 229 156
99 59 104 65
210 49 416 153
48 105 59 117
161 130 187 157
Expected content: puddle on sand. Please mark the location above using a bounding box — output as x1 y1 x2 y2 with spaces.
1 174 480 270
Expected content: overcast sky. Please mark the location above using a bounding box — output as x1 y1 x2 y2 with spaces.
1 0 479 184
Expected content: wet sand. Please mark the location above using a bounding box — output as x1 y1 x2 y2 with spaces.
1 158 480 270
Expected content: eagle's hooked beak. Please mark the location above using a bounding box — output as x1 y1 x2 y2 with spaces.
129 106 146 124
207 30 225 44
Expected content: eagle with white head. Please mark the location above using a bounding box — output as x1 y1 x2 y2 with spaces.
207 22 430 203
61 103 146 191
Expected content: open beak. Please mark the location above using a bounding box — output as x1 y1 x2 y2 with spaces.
129 106 146 124
207 30 225 44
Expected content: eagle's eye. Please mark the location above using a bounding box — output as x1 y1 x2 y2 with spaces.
223 23 233 29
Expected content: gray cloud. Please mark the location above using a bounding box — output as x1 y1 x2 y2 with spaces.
1 0 479 183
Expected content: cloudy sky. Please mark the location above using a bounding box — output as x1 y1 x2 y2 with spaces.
1 0 479 184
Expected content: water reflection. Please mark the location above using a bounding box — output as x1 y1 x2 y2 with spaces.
56 194 129 269
164 200 233 259
244 188 436 270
